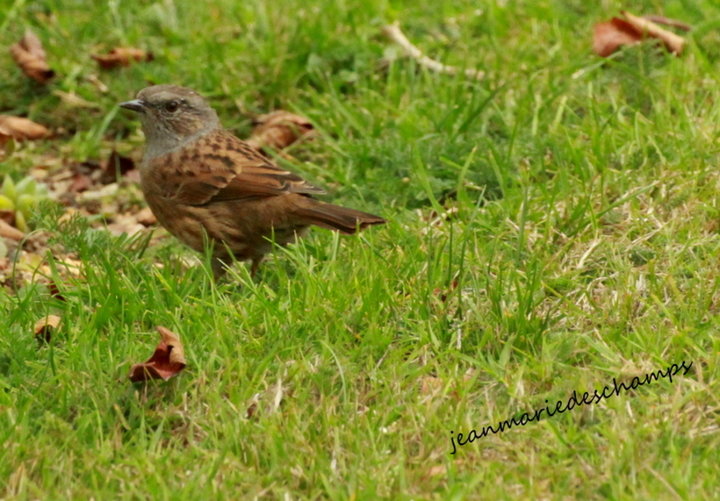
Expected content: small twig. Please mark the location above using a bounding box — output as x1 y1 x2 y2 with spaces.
642 15 691 32
622 11 685 55
382 22 484 80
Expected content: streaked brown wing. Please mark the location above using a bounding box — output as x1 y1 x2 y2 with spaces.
148 130 325 206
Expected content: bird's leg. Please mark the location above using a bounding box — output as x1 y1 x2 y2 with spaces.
211 257 228 280
250 257 264 277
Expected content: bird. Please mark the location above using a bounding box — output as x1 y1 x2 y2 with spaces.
119 85 385 277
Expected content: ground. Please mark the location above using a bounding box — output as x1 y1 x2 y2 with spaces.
1 0 718 499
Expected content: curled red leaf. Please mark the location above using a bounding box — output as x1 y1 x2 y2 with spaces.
593 18 643 57
129 326 186 382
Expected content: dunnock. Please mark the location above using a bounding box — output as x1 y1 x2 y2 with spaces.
120 85 384 276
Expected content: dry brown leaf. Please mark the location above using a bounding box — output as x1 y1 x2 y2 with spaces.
101 150 136 183
0 210 15 227
106 220 146 237
9 30 55 84
0 219 24 241
129 326 186 382
34 314 61 342
0 115 49 142
593 18 644 57
69 173 93 193
92 47 154 69
593 11 685 57
135 207 157 226
433 278 459 303
247 111 315 150
246 392 261 419
47 280 66 301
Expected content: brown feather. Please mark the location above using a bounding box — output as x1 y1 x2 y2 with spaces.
294 201 386 234
147 129 324 206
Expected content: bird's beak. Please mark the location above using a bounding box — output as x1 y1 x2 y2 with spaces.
119 99 146 112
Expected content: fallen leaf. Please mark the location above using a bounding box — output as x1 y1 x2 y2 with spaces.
69 173 93 193
106 220 146 237
135 207 157 226
92 47 154 69
9 30 55 84
247 111 315 150
246 394 260 419
593 11 685 57
76 182 119 202
593 18 644 57
101 150 136 183
47 280 66 301
129 326 186 382
0 218 24 241
34 314 61 342
0 210 14 226
0 115 49 142
433 278 459 302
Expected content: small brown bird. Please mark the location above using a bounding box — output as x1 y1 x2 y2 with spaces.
120 85 384 276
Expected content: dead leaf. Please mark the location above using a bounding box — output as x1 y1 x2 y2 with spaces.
135 207 157 226
0 219 24 241
101 150 136 183
246 394 260 419
593 18 644 57
593 11 685 57
129 326 186 382
9 30 55 84
247 111 315 150
0 210 14 226
34 314 61 342
433 278 459 303
106 220 146 237
0 115 49 142
47 280 65 301
92 47 154 69
69 173 93 193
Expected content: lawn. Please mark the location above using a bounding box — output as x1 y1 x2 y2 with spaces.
1 0 719 498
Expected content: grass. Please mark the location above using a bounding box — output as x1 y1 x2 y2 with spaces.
1 0 720 498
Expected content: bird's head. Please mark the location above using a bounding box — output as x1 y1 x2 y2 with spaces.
120 85 220 155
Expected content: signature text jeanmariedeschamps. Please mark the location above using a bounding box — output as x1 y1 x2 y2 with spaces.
450 360 693 454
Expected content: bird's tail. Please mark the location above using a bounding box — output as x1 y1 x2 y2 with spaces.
295 201 385 234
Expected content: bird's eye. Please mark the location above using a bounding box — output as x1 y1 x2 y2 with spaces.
164 100 180 113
